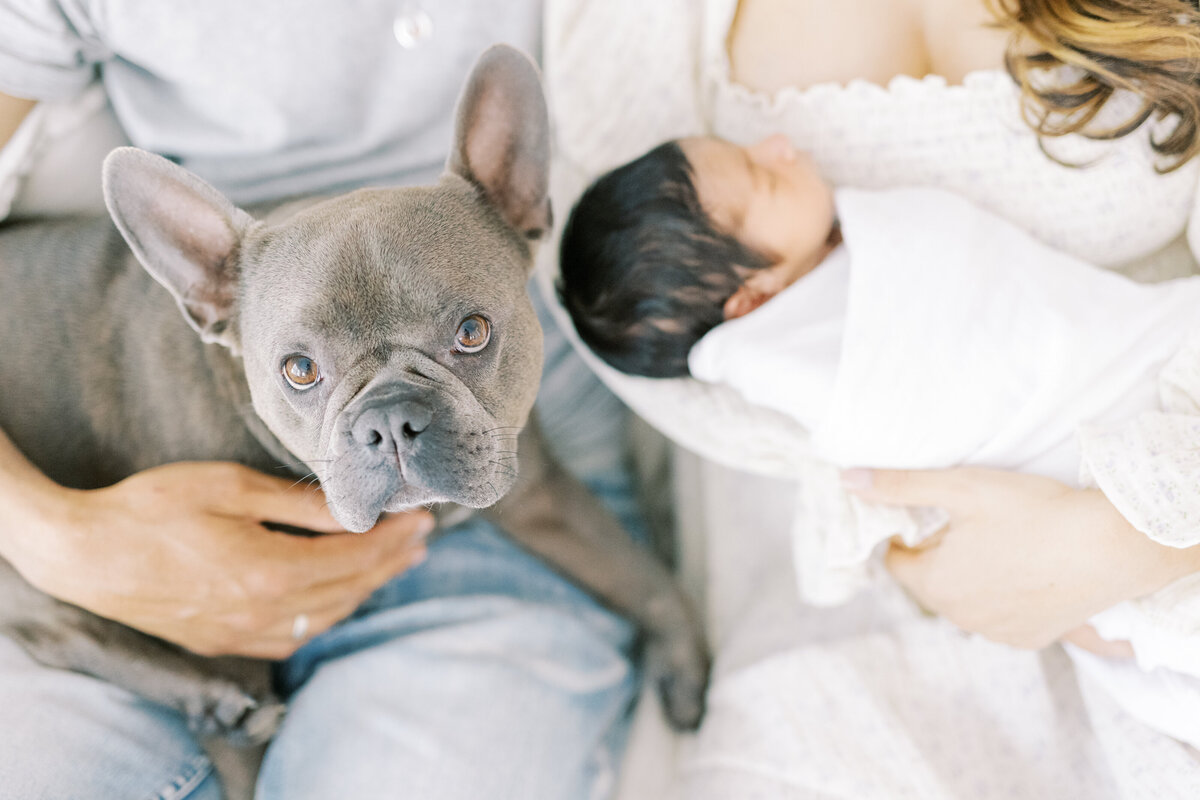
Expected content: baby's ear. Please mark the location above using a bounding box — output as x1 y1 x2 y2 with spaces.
723 267 786 319
722 286 762 320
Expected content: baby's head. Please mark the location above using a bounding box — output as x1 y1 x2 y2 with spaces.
559 134 835 377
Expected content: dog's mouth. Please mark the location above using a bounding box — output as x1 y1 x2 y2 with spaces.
317 421 521 533
318 462 433 534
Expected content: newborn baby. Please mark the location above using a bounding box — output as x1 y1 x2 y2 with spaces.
559 135 1200 469
559 134 1200 748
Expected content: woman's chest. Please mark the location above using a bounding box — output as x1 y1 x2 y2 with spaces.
708 0 1198 272
707 71 1197 270
725 0 1009 94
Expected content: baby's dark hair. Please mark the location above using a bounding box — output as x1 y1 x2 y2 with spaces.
557 140 769 378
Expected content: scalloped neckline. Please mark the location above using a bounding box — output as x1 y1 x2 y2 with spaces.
713 59 1015 115
712 0 1014 111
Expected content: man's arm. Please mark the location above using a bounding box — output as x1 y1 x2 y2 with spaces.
0 426 433 658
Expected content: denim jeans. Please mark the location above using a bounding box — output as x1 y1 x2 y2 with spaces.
0 290 643 799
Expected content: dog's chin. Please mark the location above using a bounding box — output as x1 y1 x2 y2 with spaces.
382 486 446 513
321 454 521 532
327 487 439 534
326 500 383 534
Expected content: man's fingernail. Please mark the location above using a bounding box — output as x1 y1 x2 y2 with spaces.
417 515 436 536
840 468 874 490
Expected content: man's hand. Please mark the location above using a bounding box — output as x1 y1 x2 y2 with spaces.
842 466 1200 650
8 461 432 659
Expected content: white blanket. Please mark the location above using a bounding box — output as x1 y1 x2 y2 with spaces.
694 187 1200 476
692 186 1200 600
690 186 1200 745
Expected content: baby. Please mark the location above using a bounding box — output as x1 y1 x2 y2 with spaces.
558 134 1200 749
558 134 841 378
558 136 1200 450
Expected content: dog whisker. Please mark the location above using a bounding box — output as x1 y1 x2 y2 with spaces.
487 461 518 480
273 459 332 471
285 472 320 491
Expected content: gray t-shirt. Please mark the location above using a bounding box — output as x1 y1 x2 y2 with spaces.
0 0 541 203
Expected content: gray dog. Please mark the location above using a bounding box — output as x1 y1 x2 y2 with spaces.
0 45 707 742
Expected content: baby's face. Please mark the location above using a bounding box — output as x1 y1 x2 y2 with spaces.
681 134 835 292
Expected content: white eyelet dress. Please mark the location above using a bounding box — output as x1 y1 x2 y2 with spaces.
542 1 1200 798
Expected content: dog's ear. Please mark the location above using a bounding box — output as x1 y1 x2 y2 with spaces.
102 147 254 351
447 44 552 242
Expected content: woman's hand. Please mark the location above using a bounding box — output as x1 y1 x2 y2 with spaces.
842 466 1200 650
5 461 433 660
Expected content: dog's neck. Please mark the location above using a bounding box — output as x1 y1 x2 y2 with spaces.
205 343 304 475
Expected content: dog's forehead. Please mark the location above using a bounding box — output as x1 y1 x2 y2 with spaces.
246 182 530 335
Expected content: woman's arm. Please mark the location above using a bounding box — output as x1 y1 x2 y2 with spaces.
842 466 1200 649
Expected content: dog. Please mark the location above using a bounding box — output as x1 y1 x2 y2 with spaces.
0 45 707 741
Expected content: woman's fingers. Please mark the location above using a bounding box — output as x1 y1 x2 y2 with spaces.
841 467 975 512
883 538 932 591
888 526 948 554
1062 625 1136 659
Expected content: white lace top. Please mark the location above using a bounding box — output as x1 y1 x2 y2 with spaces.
540 0 1200 553
701 0 1199 274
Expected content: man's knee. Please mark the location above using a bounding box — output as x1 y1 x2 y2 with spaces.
258 598 637 800
0 635 220 800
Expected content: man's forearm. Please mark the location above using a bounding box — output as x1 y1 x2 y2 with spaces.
0 426 71 571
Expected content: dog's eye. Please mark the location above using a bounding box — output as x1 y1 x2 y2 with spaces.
453 315 491 353
283 355 321 390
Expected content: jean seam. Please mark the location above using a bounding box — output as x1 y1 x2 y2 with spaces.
139 754 214 800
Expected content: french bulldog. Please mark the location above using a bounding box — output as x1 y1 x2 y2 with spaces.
0 45 707 741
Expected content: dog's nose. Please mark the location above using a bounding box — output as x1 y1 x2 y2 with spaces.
351 401 434 455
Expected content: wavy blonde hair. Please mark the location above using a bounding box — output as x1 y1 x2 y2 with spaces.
987 0 1200 171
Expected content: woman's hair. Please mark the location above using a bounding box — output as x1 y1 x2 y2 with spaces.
987 0 1200 171
558 141 770 378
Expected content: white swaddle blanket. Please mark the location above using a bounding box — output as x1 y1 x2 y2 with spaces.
692 187 1200 482
690 187 1200 742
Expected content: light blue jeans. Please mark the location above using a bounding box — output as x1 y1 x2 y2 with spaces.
0 293 643 800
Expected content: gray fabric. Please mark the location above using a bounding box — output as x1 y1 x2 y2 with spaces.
0 0 541 203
